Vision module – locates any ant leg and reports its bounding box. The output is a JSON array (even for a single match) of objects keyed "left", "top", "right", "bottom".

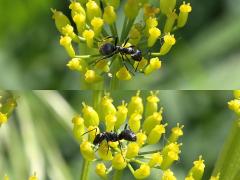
[
  {"left": 124, "top": 124, "right": 128, "bottom": 130},
  {"left": 115, "top": 36, "right": 118, "bottom": 46},
  {"left": 81, "top": 128, "right": 97, "bottom": 136},
  {"left": 135, "top": 62, "right": 140, "bottom": 72},
  {"left": 89, "top": 53, "right": 115, "bottom": 66},
  {"left": 122, "top": 55, "right": 135, "bottom": 76}
]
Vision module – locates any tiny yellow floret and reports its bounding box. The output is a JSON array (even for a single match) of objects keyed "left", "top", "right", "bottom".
[
  {"left": 116, "top": 67, "right": 132, "bottom": 80},
  {"left": 133, "top": 164, "right": 151, "bottom": 179}
]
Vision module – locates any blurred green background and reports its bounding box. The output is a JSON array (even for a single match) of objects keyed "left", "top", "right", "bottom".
[
  {"left": 0, "top": 90, "right": 236, "bottom": 179},
  {"left": 0, "top": 0, "right": 240, "bottom": 89}
]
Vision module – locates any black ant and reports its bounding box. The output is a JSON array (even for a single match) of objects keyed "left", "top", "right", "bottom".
[
  {"left": 81, "top": 124, "right": 137, "bottom": 157},
  {"left": 93, "top": 37, "right": 143, "bottom": 73}
]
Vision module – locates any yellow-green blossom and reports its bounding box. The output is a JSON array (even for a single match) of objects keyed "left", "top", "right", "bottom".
[{"left": 178, "top": 2, "right": 192, "bottom": 28}]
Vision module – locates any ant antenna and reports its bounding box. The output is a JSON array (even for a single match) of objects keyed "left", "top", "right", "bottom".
[{"left": 81, "top": 128, "right": 98, "bottom": 136}]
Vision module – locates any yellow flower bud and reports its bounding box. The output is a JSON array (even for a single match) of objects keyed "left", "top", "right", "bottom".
[
  {"left": 145, "top": 17, "right": 158, "bottom": 33},
  {"left": 80, "top": 141, "right": 95, "bottom": 160},
  {"left": 136, "top": 132, "right": 147, "bottom": 147},
  {"left": 62, "top": 24, "right": 78, "bottom": 42},
  {"left": 86, "top": 0, "right": 102, "bottom": 21},
  {"left": 228, "top": 99, "right": 240, "bottom": 115},
  {"left": 0, "top": 112, "right": 8, "bottom": 125},
  {"left": 160, "top": 0, "right": 176, "bottom": 14},
  {"left": 145, "top": 91, "right": 160, "bottom": 117},
  {"left": 73, "top": 14, "right": 86, "bottom": 34},
  {"left": 69, "top": 1, "right": 85, "bottom": 19},
  {"left": 168, "top": 123, "right": 184, "bottom": 143},
  {"left": 142, "top": 108, "right": 163, "bottom": 134},
  {"left": 159, "top": 33, "right": 176, "bottom": 55},
  {"left": 178, "top": 2, "right": 192, "bottom": 28},
  {"left": 72, "top": 115, "right": 85, "bottom": 142},
  {"left": 129, "top": 112, "right": 142, "bottom": 133},
  {"left": 95, "top": 163, "right": 107, "bottom": 178},
  {"left": 185, "top": 174, "right": 194, "bottom": 180},
  {"left": 234, "top": 90, "right": 240, "bottom": 99},
  {"left": 60, "top": 36, "right": 75, "bottom": 57},
  {"left": 148, "top": 27, "right": 161, "bottom": 47},
  {"left": 112, "top": 153, "right": 127, "bottom": 170},
  {"left": 164, "top": 10, "right": 178, "bottom": 33},
  {"left": 210, "top": 173, "right": 220, "bottom": 180},
  {"left": 84, "top": 70, "right": 102, "bottom": 84},
  {"left": 124, "top": 0, "right": 140, "bottom": 19},
  {"left": 82, "top": 29, "right": 95, "bottom": 48},
  {"left": 28, "top": 172, "right": 38, "bottom": 180},
  {"left": 105, "top": 114, "right": 117, "bottom": 131},
  {"left": 148, "top": 152, "right": 163, "bottom": 167},
  {"left": 116, "top": 67, "right": 132, "bottom": 80},
  {"left": 100, "top": 95, "right": 117, "bottom": 122},
  {"left": 51, "top": 9, "right": 71, "bottom": 34},
  {"left": 161, "top": 143, "right": 181, "bottom": 170},
  {"left": 103, "top": 6, "right": 117, "bottom": 25},
  {"left": 147, "top": 124, "right": 167, "bottom": 144},
  {"left": 133, "top": 164, "right": 151, "bottom": 179},
  {"left": 128, "top": 91, "right": 143, "bottom": 117},
  {"left": 126, "top": 142, "right": 139, "bottom": 159},
  {"left": 4, "top": 175, "right": 9, "bottom": 180},
  {"left": 134, "top": 58, "right": 148, "bottom": 71},
  {"left": 144, "top": 57, "right": 162, "bottom": 75},
  {"left": 109, "top": 141, "right": 119, "bottom": 148},
  {"left": 115, "top": 101, "right": 128, "bottom": 129},
  {"left": 187, "top": 155, "right": 205, "bottom": 180},
  {"left": 104, "top": 0, "right": 120, "bottom": 9},
  {"left": 144, "top": 4, "right": 160, "bottom": 18},
  {"left": 129, "top": 27, "right": 141, "bottom": 45},
  {"left": 95, "top": 60, "right": 110, "bottom": 72},
  {"left": 82, "top": 102, "right": 99, "bottom": 127},
  {"left": 67, "top": 58, "right": 86, "bottom": 72},
  {"left": 162, "top": 169, "right": 177, "bottom": 180},
  {"left": 87, "top": 125, "right": 99, "bottom": 143},
  {"left": 91, "top": 17, "right": 104, "bottom": 36},
  {"left": 98, "top": 140, "right": 113, "bottom": 160}
]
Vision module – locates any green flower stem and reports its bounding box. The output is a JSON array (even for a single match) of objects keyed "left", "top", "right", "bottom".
[
  {"left": 113, "top": 170, "right": 123, "bottom": 180},
  {"left": 130, "top": 159, "right": 145, "bottom": 164},
  {"left": 93, "top": 90, "right": 103, "bottom": 113},
  {"left": 139, "top": 149, "right": 160, "bottom": 155},
  {"left": 151, "top": 53, "right": 161, "bottom": 56},
  {"left": 75, "top": 54, "right": 101, "bottom": 59},
  {"left": 121, "top": 17, "right": 136, "bottom": 42},
  {"left": 110, "top": 57, "right": 121, "bottom": 90},
  {"left": 213, "top": 119, "right": 240, "bottom": 180},
  {"left": 113, "top": 22, "right": 118, "bottom": 37},
  {"left": 127, "top": 163, "right": 135, "bottom": 174},
  {"left": 81, "top": 159, "right": 90, "bottom": 180},
  {"left": 110, "top": 24, "right": 118, "bottom": 37}
]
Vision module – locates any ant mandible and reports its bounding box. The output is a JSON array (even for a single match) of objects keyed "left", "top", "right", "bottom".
[{"left": 81, "top": 124, "right": 137, "bottom": 157}]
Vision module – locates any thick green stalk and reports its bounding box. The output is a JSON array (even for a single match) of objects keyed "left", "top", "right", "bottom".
[
  {"left": 81, "top": 160, "right": 90, "bottom": 180},
  {"left": 213, "top": 119, "right": 240, "bottom": 179},
  {"left": 93, "top": 90, "right": 103, "bottom": 113},
  {"left": 110, "top": 57, "right": 121, "bottom": 90}
]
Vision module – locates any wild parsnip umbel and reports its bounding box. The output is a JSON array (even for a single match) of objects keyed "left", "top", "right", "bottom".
[
  {"left": 71, "top": 91, "right": 208, "bottom": 179},
  {"left": 52, "top": 0, "right": 192, "bottom": 89}
]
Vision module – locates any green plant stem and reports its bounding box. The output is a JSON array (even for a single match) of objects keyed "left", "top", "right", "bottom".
[
  {"left": 121, "top": 18, "right": 135, "bottom": 42},
  {"left": 139, "top": 149, "right": 160, "bottom": 155},
  {"left": 213, "top": 119, "right": 240, "bottom": 179},
  {"left": 120, "top": 16, "right": 129, "bottom": 42},
  {"left": 81, "top": 160, "right": 90, "bottom": 180},
  {"left": 110, "top": 57, "right": 121, "bottom": 90},
  {"left": 113, "top": 170, "right": 123, "bottom": 180},
  {"left": 93, "top": 90, "right": 103, "bottom": 113},
  {"left": 75, "top": 54, "right": 101, "bottom": 59},
  {"left": 151, "top": 52, "right": 161, "bottom": 56}
]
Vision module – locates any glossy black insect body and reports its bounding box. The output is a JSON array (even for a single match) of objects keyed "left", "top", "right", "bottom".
[
  {"left": 82, "top": 124, "right": 136, "bottom": 156},
  {"left": 97, "top": 37, "right": 143, "bottom": 72}
]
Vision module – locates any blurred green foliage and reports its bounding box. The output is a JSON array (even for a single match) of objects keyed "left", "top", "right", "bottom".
[
  {"left": 0, "top": 0, "right": 240, "bottom": 89},
  {"left": 0, "top": 91, "right": 235, "bottom": 179}
]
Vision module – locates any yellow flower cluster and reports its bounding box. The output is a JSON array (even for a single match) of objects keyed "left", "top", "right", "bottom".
[
  {"left": 72, "top": 91, "right": 205, "bottom": 179},
  {"left": 52, "top": 0, "right": 192, "bottom": 86},
  {"left": 0, "top": 94, "right": 17, "bottom": 127},
  {"left": 228, "top": 90, "right": 240, "bottom": 116}
]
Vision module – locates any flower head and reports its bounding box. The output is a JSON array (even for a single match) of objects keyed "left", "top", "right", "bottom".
[
  {"left": 52, "top": 0, "right": 192, "bottom": 87},
  {"left": 72, "top": 91, "right": 204, "bottom": 179}
]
